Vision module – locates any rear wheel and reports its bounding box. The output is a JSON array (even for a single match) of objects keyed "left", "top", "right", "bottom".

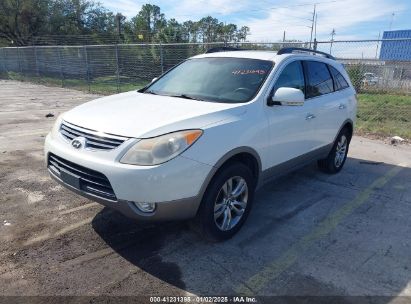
[
  {"left": 318, "top": 128, "right": 351, "bottom": 174},
  {"left": 194, "top": 162, "right": 255, "bottom": 241}
]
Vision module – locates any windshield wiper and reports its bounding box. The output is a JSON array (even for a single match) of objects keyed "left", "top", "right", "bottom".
[
  {"left": 169, "top": 94, "right": 205, "bottom": 101},
  {"left": 144, "top": 91, "right": 205, "bottom": 101},
  {"left": 144, "top": 90, "right": 159, "bottom": 95}
]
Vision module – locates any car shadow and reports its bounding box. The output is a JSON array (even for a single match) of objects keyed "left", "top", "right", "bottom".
[
  {"left": 91, "top": 209, "right": 189, "bottom": 290},
  {"left": 92, "top": 157, "right": 411, "bottom": 298}
]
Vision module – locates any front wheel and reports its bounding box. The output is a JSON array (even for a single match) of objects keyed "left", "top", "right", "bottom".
[
  {"left": 318, "top": 128, "right": 351, "bottom": 174},
  {"left": 193, "top": 162, "right": 255, "bottom": 241}
]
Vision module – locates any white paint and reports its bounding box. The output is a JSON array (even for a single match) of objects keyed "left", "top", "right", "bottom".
[{"left": 45, "top": 51, "right": 356, "bottom": 210}]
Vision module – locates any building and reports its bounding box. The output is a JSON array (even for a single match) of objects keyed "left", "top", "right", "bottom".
[{"left": 379, "top": 29, "right": 411, "bottom": 61}]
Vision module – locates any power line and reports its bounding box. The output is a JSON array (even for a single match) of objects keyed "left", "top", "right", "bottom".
[
  {"left": 266, "top": 11, "right": 313, "bottom": 21},
  {"left": 309, "top": 4, "right": 316, "bottom": 48},
  {"left": 172, "top": 0, "right": 346, "bottom": 18},
  {"left": 243, "top": 0, "right": 345, "bottom": 13}
]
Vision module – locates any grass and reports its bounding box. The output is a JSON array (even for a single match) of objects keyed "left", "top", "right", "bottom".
[
  {"left": 1, "top": 72, "right": 410, "bottom": 139},
  {"left": 1, "top": 72, "right": 147, "bottom": 94},
  {"left": 356, "top": 93, "right": 411, "bottom": 139}
]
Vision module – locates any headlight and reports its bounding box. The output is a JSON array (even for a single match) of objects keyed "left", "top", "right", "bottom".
[
  {"left": 51, "top": 114, "right": 64, "bottom": 138},
  {"left": 120, "top": 130, "right": 203, "bottom": 166}
]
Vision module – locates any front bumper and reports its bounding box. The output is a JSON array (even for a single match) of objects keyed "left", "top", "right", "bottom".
[{"left": 45, "top": 132, "right": 214, "bottom": 221}]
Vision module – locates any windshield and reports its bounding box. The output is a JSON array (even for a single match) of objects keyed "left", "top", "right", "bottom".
[{"left": 143, "top": 57, "right": 273, "bottom": 103}]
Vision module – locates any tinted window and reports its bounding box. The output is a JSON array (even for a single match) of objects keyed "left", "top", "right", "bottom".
[
  {"left": 304, "top": 61, "right": 334, "bottom": 98},
  {"left": 145, "top": 58, "right": 273, "bottom": 103},
  {"left": 329, "top": 65, "right": 349, "bottom": 91},
  {"left": 273, "top": 61, "right": 305, "bottom": 94}
]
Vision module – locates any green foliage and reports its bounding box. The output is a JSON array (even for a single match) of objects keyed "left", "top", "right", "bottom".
[
  {"left": 122, "top": 5, "right": 250, "bottom": 44},
  {"left": 0, "top": 1, "right": 250, "bottom": 46},
  {"left": 0, "top": 0, "right": 48, "bottom": 45}
]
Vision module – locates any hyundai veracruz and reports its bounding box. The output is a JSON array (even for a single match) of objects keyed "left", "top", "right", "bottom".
[{"left": 45, "top": 48, "right": 357, "bottom": 240}]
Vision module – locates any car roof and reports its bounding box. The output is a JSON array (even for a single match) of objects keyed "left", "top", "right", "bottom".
[{"left": 193, "top": 50, "right": 278, "bottom": 61}]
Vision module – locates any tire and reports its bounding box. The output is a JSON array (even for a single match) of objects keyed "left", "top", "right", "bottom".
[
  {"left": 318, "top": 127, "right": 351, "bottom": 174},
  {"left": 193, "top": 162, "right": 256, "bottom": 241}
]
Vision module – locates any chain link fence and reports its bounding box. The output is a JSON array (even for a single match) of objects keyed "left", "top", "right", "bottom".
[
  {"left": 316, "top": 39, "right": 411, "bottom": 93},
  {"left": 315, "top": 39, "right": 411, "bottom": 140},
  {"left": 0, "top": 39, "right": 410, "bottom": 139},
  {"left": 0, "top": 41, "right": 310, "bottom": 94}
]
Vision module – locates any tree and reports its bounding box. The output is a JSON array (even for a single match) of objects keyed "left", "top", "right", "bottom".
[
  {"left": 161, "top": 18, "right": 184, "bottom": 43},
  {"left": 0, "top": 0, "right": 48, "bottom": 45},
  {"left": 46, "top": 0, "right": 116, "bottom": 35},
  {"left": 130, "top": 4, "right": 166, "bottom": 42},
  {"left": 182, "top": 20, "right": 199, "bottom": 43},
  {"left": 236, "top": 26, "right": 250, "bottom": 42},
  {"left": 0, "top": 0, "right": 117, "bottom": 45},
  {"left": 198, "top": 16, "right": 219, "bottom": 43},
  {"left": 0, "top": 1, "right": 250, "bottom": 46},
  {"left": 221, "top": 24, "right": 237, "bottom": 42}
]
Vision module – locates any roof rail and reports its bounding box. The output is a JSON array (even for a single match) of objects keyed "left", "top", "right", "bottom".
[
  {"left": 205, "top": 46, "right": 243, "bottom": 54},
  {"left": 277, "top": 47, "right": 335, "bottom": 60}
]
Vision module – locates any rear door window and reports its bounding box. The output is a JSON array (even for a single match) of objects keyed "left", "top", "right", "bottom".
[{"left": 304, "top": 61, "right": 334, "bottom": 98}]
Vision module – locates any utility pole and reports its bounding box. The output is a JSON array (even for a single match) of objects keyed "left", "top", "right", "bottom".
[
  {"left": 309, "top": 4, "right": 316, "bottom": 49},
  {"left": 389, "top": 12, "right": 395, "bottom": 30},
  {"left": 330, "top": 28, "right": 336, "bottom": 54},
  {"left": 375, "top": 31, "right": 381, "bottom": 59},
  {"left": 115, "top": 13, "right": 124, "bottom": 43},
  {"left": 224, "top": 21, "right": 227, "bottom": 46}
]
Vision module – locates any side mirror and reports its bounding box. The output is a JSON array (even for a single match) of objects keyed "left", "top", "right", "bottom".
[
  {"left": 151, "top": 77, "right": 158, "bottom": 83},
  {"left": 268, "top": 87, "right": 305, "bottom": 106}
]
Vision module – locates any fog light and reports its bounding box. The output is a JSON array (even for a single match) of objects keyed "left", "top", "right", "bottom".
[{"left": 133, "top": 202, "right": 156, "bottom": 213}]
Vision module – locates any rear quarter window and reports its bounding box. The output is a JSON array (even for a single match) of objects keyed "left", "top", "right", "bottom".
[{"left": 329, "top": 65, "right": 350, "bottom": 91}]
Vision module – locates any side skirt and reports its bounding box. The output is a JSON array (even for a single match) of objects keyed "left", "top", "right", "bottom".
[{"left": 258, "top": 144, "right": 333, "bottom": 188}]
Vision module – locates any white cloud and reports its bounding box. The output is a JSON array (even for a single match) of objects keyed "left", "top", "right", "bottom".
[
  {"left": 166, "top": 0, "right": 250, "bottom": 21},
  {"left": 244, "top": 0, "right": 404, "bottom": 42}
]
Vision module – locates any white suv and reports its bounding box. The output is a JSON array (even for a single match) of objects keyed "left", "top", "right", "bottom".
[{"left": 45, "top": 47, "right": 357, "bottom": 240}]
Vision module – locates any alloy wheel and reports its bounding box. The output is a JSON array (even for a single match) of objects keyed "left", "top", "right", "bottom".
[
  {"left": 214, "top": 176, "right": 249, "bottom": 231},
  {"left": 334, "top": 134, "right": 347, "bottom": 168}
]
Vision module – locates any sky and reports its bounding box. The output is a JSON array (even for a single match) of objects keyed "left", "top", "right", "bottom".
[{"left": 100, "top": 0, "right": 411, "bottom": 42}]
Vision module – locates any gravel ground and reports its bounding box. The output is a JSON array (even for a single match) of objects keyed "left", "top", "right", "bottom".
[{"left": 1, "top": 80, "right": 411, "bottom": 300}]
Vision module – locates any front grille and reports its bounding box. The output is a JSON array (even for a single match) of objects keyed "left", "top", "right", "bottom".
[
  {"left": 48, "top": 153, "right": 117, "bottom": 201},
  {"left": 60, "top": 121, "right": 128, "bottom": 150}
]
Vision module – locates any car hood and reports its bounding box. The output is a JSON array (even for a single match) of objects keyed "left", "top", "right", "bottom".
[{"left": 62, "top": 91, "right": 246, "bottom": 138}]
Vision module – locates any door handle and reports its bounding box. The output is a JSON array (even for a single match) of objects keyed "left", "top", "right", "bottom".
[
  {"left": 339, "top": 104, "right": 346, "bottom": 109},
  {"left": 305, "top": 114, "right": 316, "bottom": 120}
]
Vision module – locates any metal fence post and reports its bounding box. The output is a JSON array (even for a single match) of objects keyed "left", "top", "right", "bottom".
[
  {"left": 160, "top": 43, "right": 164, "bottom": 74},
  {"left": 34, "top": 46, "right": 40, "bottom": 77},
  {"left": 17, "top": 47, "right": 22, "bottom": 74},
  {"left": 115, "top": 44, "right": 120, "bottom": 93},
  {"left": 1, "top": 48, "right": 6, "bottom": 73},
  {"left": 58, "top": 47, "right": 64, "bottom": 88},
  {"left": 84, "top": 46, "right": 91, "bottom": 92}
]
